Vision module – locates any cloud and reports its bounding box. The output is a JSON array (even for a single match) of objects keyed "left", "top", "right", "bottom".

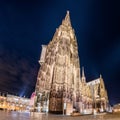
[{"left": 0, "top": 46, "right": 38, "bottom": 97}]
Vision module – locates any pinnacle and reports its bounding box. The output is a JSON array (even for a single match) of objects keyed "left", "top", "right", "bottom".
[
  {"left": 82, "top": 67, "right": 85, "bottom": 77},
  {"left": 65, "top": 11, "right": 70, "bottom": 21},
  {"left": 100, "top": 74, "right": 102, "bottom": 78},
  {"left": 62, "top": 10, "right": 71, "bottom": 26}
]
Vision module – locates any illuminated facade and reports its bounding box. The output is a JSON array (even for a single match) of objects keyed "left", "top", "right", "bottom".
[
  {"left": 113, "top": 104, "right": 120, "bottom": 112},
  {"left": 0, "top": 93, "right": 7, "bottom": 110},
  {"left": 35, "top": 11, "right": 109, "bottom": 115},
  {"left": 0, "top": 93, "right": 31, "bottom": 111},
  {"left": 6, "top": 94, "right": 30, "bottom": 111}
]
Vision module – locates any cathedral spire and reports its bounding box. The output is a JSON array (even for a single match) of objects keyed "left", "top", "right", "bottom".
[
  {"left": 100, "top": 74, "right": 102, "bottom": 78},
  {"left": 65, "top": 11, "right": 71, "bottom": 23},
  {"left": 62, "top": 10, "right": 71, "bottom": 26},
  {"left": 82, "top": 67, "right": 86, "bottom": 83},
  {"left": 82, "top": 67, "right": 85, "bottom": 77}
]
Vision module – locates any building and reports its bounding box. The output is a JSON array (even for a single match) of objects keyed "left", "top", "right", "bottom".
[
  {"left": 0, "top": 92, "right": 7, "bottom": 110},
  {"left": 0, "top": 92, "right": 31, "bottom": 111},
  {"left": 87, "top": 75, "right": 109, "bottom": 113},
  {"left": 6, "top": 94, "right": 30, "bottom": 111},
  {"left": 113, "top": 104, "right": 120, "bottom": 113},
  {"left": 34, "top": 11, "right": 109, "bottom": 115}
]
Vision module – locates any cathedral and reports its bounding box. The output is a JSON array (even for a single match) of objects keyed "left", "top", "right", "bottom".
[{"left": 34, "top": 11, "right": 109, "bottom": 115}]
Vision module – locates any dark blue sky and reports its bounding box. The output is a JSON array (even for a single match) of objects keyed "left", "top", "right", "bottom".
[{"left": 0, "top": 0, "right": 120, "bottom": 105}]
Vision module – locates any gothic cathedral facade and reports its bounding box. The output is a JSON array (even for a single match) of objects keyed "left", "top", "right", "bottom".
[{"left": 34, "top": 11, "right": 109, "bottom": 115}]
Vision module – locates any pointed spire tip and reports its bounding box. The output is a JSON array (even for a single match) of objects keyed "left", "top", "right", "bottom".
[
  {"left": 100, "top": 74, "right": 102, "bottom": 78},
  {"left": 67, "top": 10, "right": 69, "bottom": 14},
  {"left": 82, "top": 66, "right": 85, "bottom": 77},
  {"left": 61, "top": 10, "right": 72, "bottom": 27}
]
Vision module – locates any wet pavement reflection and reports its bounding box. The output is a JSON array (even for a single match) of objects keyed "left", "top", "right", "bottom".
[{"left": 0, "top": 111, "right": 120, "bottom": 120}]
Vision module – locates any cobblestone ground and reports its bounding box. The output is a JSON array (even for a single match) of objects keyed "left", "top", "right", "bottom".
[{"left": 0, "top": 111, "right": 120, "bottom": 120}]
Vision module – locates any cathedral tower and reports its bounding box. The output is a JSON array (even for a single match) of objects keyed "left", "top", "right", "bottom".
[
  {"left": 35, "top": 11, "right": 109, "bottom": 115},
  {"left": 35, "top": 11, "right": 81, "bottom": 114}
]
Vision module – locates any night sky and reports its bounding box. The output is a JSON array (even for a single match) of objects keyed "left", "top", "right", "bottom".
[{"left": 0, "top": 0, "right": 120, "bottom": 105}]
